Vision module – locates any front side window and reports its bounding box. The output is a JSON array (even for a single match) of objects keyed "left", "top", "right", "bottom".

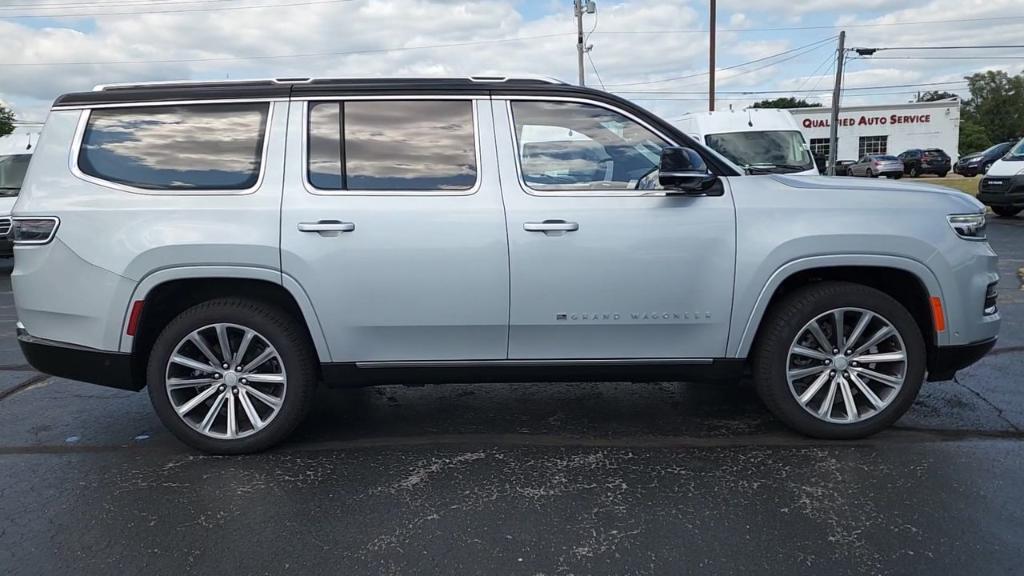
[
  {"left": 510, "top": 100, "right": 669, "bottom": 191},
  {"left": 79, "top": 103, "right": 269, "bottom": 191},
  {"left": 0, "top": 154, "right": 31, "bottom": 196},
  {"left": 307, "top": 100, "right": 478, "bottom": 192}
]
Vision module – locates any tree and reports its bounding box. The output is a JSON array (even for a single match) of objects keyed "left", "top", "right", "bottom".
[
  {"left": 916, "top": 90, "right": 958, "bottom": 102},
  {"left": 958, "top": 117, "right": 991, "bottom": 155},
  {"left": 962, "top": 70, "right": 1024, "bottom": 144},
  {"left": 0, "top": 105, "right": 13, "bottom": 138},
  {"left": 751, "top": 97, "right": 822, "bottom": 109}
]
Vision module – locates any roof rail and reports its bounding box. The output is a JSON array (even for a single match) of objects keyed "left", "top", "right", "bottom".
[
  {"left": 468, "top": 75, "right": 567, "bottom": 85},
  {"left": 92, "top": 77, "right": 281, "bottom": 91}
]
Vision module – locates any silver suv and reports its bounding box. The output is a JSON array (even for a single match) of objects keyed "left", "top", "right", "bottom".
[{"left": 12, "top": 77, "right": 1000, "bottom": 453}]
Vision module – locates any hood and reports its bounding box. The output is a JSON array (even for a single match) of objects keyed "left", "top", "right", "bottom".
[
  {"left": 0, "top": 196, "right": 16, "bottom": 216},
  {"left": 768, "top": 174, "right": 984, "bottom": 212},
  {"left": 959, "top": 152, "right": 982, "bottom": 162},
  {"left": 985, "top": 158, "right": 1024, "bottom": 177}
]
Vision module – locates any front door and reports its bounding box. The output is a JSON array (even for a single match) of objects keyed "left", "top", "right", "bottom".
[
  {"left": 493, "top": 98, "right": 736, "bottom": 359},
  {"left": 281, "top": 97, "right": 509, "bottom": 362}
]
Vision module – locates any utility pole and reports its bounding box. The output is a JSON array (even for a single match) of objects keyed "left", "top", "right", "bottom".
[
  {"left": 827, "top": 31, "right": 846, "bottom": 176},
  {"left": 708, "top": 0, "right": 716, "bottom": 111},
  {"left": 575, "top": 0, "right": 585, "bottom": 86}
]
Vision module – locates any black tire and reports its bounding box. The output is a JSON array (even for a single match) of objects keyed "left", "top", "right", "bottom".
[
  {"left": 937, "top": 171, "right": 948, "bottom": 178},
  {"left": 894, "top": 173, "right": 903, "bottom": 179},
  {"left": 752, "top": 282, "right": 926, "bottom": 439},
  {"left": 867, "top": 169, "right": 877, "bottom": 178},
  {"left": 147, "top": 298, "right": 317, "bottom": 454},
  {"left": 982, "top": 162, "right": 992, "bottom": 174},
  {"left": 993, "top": 206, "right": 1022, "bottom": 218},
  {"left": 909, "top": 166, "right": 920, "bottom": 177}
]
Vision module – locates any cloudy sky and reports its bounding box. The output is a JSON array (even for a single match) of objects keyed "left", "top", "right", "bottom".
[{"left": 2, "top": 0, "right": 1023, "bottom": 122}]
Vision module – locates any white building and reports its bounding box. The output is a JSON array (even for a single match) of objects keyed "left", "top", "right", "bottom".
[{"left": 789, "top": 99, "right": 961, "bottom": 163}]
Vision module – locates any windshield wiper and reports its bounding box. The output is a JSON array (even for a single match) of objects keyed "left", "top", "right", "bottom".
[{"left": 745, "top": 164, "right": 810, "bottom": 174}]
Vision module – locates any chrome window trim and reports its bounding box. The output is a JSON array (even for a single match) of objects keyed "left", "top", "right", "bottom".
[
  {"left": 500, "top": 96, "right": 680, "bottom": 198},
  {"left": 68, "top": 101, "right": 275, "bottom": 196},
  {"left": 53, "top": 97, "right": 288, "bottom": 111},
  {"left": 300, "top": 98, "right": 483, "bottom": 197}
]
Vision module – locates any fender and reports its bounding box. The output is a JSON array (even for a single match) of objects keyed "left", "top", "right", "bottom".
[
  {"left": 116, "top": 266, "right": 331, "bottom": 362},
  {"left": 730, "top": 254, "right": 946, "bottom": 358}
]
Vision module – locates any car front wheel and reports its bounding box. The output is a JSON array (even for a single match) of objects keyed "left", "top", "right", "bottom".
[
  {"left": 147, "top": 298, "right": 317, "bottom": 453},
  {"left": 752, "top": 282, "right": 925, "bottom": 439}
]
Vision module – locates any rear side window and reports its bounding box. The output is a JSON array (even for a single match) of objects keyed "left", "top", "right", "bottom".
[
  {"left": 78, "top": 103, "right": 269, "bottom": 191},
  {"left": 307, "top": 100, "right": 478, "bottom": 192}
]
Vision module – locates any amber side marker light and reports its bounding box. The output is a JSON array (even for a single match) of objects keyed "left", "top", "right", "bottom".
[{"left": 931, "top": 296, "right": 946, "bottom": 332}]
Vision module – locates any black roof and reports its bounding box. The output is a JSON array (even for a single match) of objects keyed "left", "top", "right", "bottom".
[{"left": 53, "top": 77, "right": 607, "bottom": 107}]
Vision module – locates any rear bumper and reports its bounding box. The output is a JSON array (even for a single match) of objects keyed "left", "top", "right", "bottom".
[
  {"left": 927, "top": 337, "right": 997, "bottom": 382},
  {"left": 17, "top": 326, "right": 141, "bottom": 391}
]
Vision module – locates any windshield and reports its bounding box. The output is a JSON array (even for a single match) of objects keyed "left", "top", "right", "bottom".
[
  {"left": 1005, "top": 139, "right": 1024, "bottom": 160},
  {"left": 704, "top": 130, "right": 813, "bottom": 173},
  {"left": 0, "top": 154, "right": 31, "bottom": 195}
]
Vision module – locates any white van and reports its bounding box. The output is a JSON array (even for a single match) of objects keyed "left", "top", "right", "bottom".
[
  {"left": 674, "top": 109, "right": 818, "bottom": 175},
  {"left": 977, "top": 137, "right": 1024, "bottom": 217},
  {"left": 0, "top": 123, "right": 43, "bottom": 256}
]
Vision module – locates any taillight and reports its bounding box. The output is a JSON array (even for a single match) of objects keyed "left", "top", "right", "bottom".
[{"left": 11, "top": 217, "right": 59, "bottom": 245}]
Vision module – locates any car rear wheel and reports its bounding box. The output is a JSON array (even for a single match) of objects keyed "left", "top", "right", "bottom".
[
  {"left": 752, "top": 282, "right": 925, "bottom": 439},
  {"left": 937, "top": 171, "right": 948, "bottom": 178},
  {"left": 147, "top": 298, "right": 317, "bottom": 454},
  {"left": 867, "top": 169, "right": 876, "bottom": 178},
  {"left": 993, "top": 206, "right": 1022, "bottom": 218}
]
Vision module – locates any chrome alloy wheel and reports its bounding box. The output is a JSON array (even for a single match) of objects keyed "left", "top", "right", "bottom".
[
  {"left": 165, "top": 323, "right": 287, "bottom": 439},
  {"left": 786, "top": 307, "right": 907, "bottom": 424}
]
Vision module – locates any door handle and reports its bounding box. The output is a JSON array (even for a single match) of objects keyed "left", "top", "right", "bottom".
[
  {"left": 524, "top": 220, "right": 579, "bottom": 233},
  {"left": 297, "top": 220, "right": 355, "bottom": 233}
]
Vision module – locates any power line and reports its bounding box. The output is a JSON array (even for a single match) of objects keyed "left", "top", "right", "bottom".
[
  {"left": 0, "top": 32, "right": 570, "bottom": 66},
  {"left": 591, "top": 15, "right": 1024, "bottom": 34},
  {"left": 851, "top": 56, "right": 1024, "bottom": 60},
  {"left": 0, "top": 0, "right": 251, "bottom": 10},
  {"left": 627, "top": 88, "right": 968, "bottom": 102},
  {"left": 612, "top": 80, "right": 969, "bottom": 95},
  {"left": 858, "top": 44, "right": 1024, "bottom": 51},
  {"left": 604, "top": 35, "right": 837, "bottom": 87}
]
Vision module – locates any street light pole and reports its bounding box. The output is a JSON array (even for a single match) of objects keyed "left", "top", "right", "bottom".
[
  {"left": 827, "top": 30, "right": 846, "bottom": 176},
  {"left": 708, "top": 0, "right": 716, "bottom": 111}
]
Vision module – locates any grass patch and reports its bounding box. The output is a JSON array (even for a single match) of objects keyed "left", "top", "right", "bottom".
[{"left": 928, "top": 177, "right": 980, "bottom": 196}]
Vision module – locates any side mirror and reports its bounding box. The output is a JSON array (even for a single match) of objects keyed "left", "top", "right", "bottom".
[{"left": 658, "top": 147, "right": 721, "bottom": 195}]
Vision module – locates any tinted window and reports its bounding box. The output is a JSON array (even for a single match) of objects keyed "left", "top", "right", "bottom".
[
  {"left": 511, "top": 101, "right": 668, "bottom": 191},
  {"left": 79, "top": 103, "right": 269, "bottom": 191},
  {"left": 307, "top": 100, "right": 477, "bottom": 191}
]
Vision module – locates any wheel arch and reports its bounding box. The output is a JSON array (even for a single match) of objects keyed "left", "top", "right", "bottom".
[
  {"left": 733, "top": 255, "right": 945, "bottom": 358},
  {"left": 119, "top": 267, "right": 331, "bottom": 384}
]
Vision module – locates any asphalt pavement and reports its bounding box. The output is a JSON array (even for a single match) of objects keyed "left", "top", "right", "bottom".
[{"left": 1, "top": 216, "right": 1023, "bottom": 575}]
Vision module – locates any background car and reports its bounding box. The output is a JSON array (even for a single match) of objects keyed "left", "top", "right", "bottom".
[
  {"left": 832, "top": 159, "right": 857, "bottom": 176},
  {"left": 849, "top": 155, "right": 904, "bottom": 178},
  {"left": 955, "top": 141, "right": 1017, "bottom": 177},
  {"left": 898, "top": 148, "right": 950, "bottom": 177}
]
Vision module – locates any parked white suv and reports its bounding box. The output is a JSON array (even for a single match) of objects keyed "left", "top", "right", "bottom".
[{"left": 13, "top": 77, "right": 1000, "bottom": 453}]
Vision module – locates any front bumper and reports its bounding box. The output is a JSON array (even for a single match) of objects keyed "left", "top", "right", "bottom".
[
  {"left": 17, "top": 326, "right": 141, "bottom": 391},
  {"left": 978, "top": 175, "right": 1024, "bottom": 207},
  {"left": 926, "top": 337, "right": 997, "bottom": 382}
]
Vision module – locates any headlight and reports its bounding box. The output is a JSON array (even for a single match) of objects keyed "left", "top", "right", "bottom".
[
  {"left": 947, "top": 213, "right": 987, "bottom": 240},
  {"left": 967, "top": 158, "right": 981, "bottom": 164}
]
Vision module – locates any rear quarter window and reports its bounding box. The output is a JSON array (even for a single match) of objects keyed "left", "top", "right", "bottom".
[{"left": 77, "top": 103, "right": 269, "bottom": 192}]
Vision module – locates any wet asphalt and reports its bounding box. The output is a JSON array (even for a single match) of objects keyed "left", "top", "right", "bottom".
[{"left": 1, "top": 216, "right": 1023, "bottom": 575}]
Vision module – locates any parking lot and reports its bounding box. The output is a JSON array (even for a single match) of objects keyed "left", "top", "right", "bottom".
[{"left": 0, "top": 215, "right": 1021, "bottom": 575}]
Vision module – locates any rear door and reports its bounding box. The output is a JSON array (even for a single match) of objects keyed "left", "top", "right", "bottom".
[{"left": 280, "top": 96, "right": 509, "bottom": 362}]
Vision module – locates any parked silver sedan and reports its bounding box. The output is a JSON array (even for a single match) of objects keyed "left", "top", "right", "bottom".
[{"left": 849, "top": 154, "right": 904, "bottom": 179}]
